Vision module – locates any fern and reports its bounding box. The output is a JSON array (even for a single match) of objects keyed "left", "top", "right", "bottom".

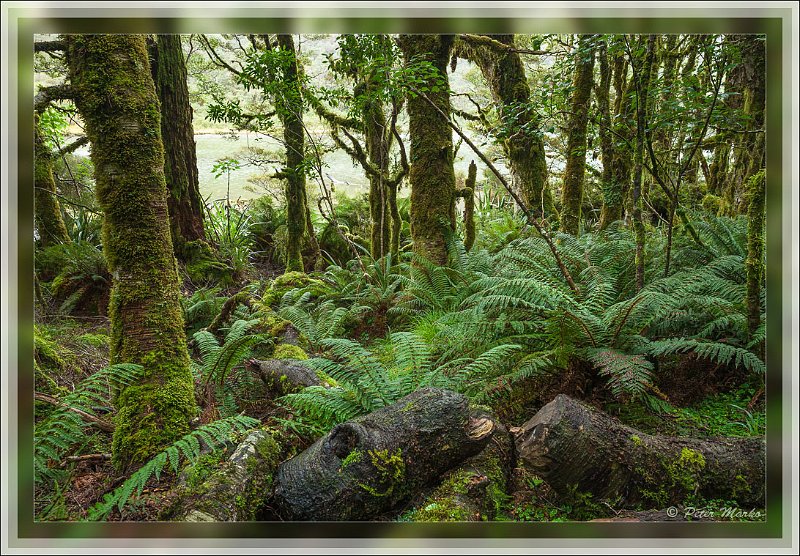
[
  {"left": 647, "top": 338, "right": 765, "bottom": 374},
  {"left": 34, "top": 363, "right": 145, "bottom": 484},
  {"left": 87, "top": 415, "right": 259, "bottom": 520}
]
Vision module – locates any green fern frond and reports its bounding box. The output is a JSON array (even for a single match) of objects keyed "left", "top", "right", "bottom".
[
  {"left": 87, "top": 415, "right": 259, "bottom": 520},
  {"left": 647, "top": 338, "right": 765, "bottom": 374}
]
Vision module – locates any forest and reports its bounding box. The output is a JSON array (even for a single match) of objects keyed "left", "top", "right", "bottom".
[{"left": 31, "top": 32, "right": 766, "bottom": 523}]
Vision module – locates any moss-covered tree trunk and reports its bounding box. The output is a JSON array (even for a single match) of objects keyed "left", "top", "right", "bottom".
[
  {"left": 455, "top": 34, "right": 554, "bottom": 219},
  {"left": 66, "top": 34, "right": 197, "bottom": 472},
  {"left": 632, "top": 35, "right": 656, "bottom": 292},
  {"left": 745, "top": 167, "right": 765, "bottom": 339},
  {"left": 599, "top": 42, "right": 634, "bottom": 229},
  {"left": 276, "top": 34, "right": 308, "bottom": 273},
  {"left": 362, "top": 79, "right": 391, "bottom": 259},
  {"left": 398, "top": 35, "right": 456, "bottom": 266},
  {"left": 151, "top": 34, "right": 206, "bottom": 259},
  {"left": 34, "top": 117, "right": 71, "bottom": 248},
  {"left": 561, "top": 36, "right": 596, "bottom": 236}
]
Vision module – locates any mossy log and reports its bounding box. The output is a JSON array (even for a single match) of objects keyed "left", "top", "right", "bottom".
[
  {"left": 246, "top": 358, "right": 320, "bottom": 395},
  {"left": 402, "top": 420, "right": 513, "bottom": 521},
  {"left": 515, "top": 395, "right": 765, "bottom": 508},
  {"left": 168, "top": 429, "right": 282, "bottom": 522},
  {"left": 273, "top": 387, "right": 495, "bottom": 521}
]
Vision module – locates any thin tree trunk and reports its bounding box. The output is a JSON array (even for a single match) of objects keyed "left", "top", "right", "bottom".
[
  {"left": 66, "top": 34, "right": 197, "bottom": 472},
  {"left": 151, "top": 34, "right": 206, "bottom": 259},
  {"left": 34, "top": 117, "right": 71, "bottom": 248},
  {"left": 561, "top": 35, "right": 595, "bottom": 236},
  {"left": 276, "top": 34, "right": 308, "bottom": 273},
  {"left": 397, "top": 34, "right": 456, "bottom": 266},
  {"left": 632, "top": 35, "right": 656, "bottom": 292}
]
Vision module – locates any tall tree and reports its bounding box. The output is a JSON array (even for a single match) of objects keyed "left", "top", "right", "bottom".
[
  {"left": 454, "top": 34, "right": 555, "bottom": 219},
  {"left": 561, "top": 35, "right": 596, "bottom": 236},
  {"left": 65, "top": 34, "right": 197, "bottom": 471},
  {"left": 150, "top": 34, "right": 206, "bottom": 259},
  {"left": 397, "top": 34, "right": 456, "bottom": 266}
]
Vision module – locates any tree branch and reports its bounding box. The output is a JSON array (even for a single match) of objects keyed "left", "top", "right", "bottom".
[
  {"left": 34, "top": 84, "right": 73, "bottom": 113},
  {"left": 35, "top": 40, "right": 66, "bottom": 53},
  {"left": 58, "top": 136, "right": 89, "bottom": 156},
  {"left": 458, "top": 34, "right": 551, "bottom": 56}
]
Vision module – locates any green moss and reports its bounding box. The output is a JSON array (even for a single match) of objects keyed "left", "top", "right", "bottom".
[
  {"left": 340, "top": 448, "right": 363, "bottom": 469},
  {"left": 261, "top": 271, "right": 325, "bottom": 309},
  {"left": 273, "top": 344, "right": 307, "bottom": 360},
  {"left": 358, "top": 448, "right": 405, "bottom": 498},
  {"left": 76, "top": 332, "right": 110, "bottom": 348},
  {"left": 630, "top": 434, "right": 642, "bottom": 447},
  {"left": 183, "top": 450, "right": 226, "bottom": 490}
]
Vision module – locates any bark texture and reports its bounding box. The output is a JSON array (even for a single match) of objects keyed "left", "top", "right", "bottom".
[
  {"left": 273, "top": 387, "right": 495, "bottom": 520},
  {"left": 247, "top": 357, "right": 321, "bottom": 395},
  {"left": 66, "top": 34, "right": 197, "bottom": 471},
  {"left": 151, "top": 34, "right": 206, "bottom": 257},
  {"left": 516, "top": 395, "right": 765, "bottom": 508},
  {"left": 398, "top": 35, "right": 456, "bottom": 266},
  {"left": 561, "top": 35, "right": 595, "bottom": 236}
]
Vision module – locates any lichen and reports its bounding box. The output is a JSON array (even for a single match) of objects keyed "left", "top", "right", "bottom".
[{"left": 357, "top": 448, "right": 406, "bottom": 498}]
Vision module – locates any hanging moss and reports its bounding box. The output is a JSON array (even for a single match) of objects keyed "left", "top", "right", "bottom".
[
  {"left": 561, "top": 36, "right": 595, "bottom": 236},
  {"left": 398, "top": 34, "right": 456, "bottom": 266},
  {"left": 66, "top": 34, "right": 197, "bottom": 472},
  {"left": 34, "top": 117, "right": 70, "bottom": 248}
]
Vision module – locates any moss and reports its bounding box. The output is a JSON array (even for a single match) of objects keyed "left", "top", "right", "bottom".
[
  {"left": 76, "top": 332, "right": 110, "bottom": 348},
  {"left": 463, "top": 161, "right": 476, "bottom": 251},
  {"left": 34, "top": 325, "right": 75, "bottom": 395},
  {"left": 357, "top": 448, "right": 406, "bottom": 498},
  {"left": 273, "top": 343, "right": 307, "bottom": 360},
  {"left": 630, "top": 434, "right": 642, "bottom": 447},
  {"left": 34, "top": 116, "right": 71, "bottom": 248},
  {"left": 340, "top": 448, "right": 363, "bottom": 469},
  {"left": 183, "top": 450, "right": 226, "bottom": 490},
  {"left": 745, "top": 169, "right": 765, "bottom": 338},
  {"left": 261, "top": 271, "right": 325, "bottom": 309}
]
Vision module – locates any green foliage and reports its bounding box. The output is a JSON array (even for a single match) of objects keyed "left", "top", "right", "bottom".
[
  {"left": 181, "top": 287, "right": 227, "bottom": 335},
  {"left": 87, "top": 415, "right": 259, "bottom": 520},
  {"left": 200, "top": 201, "right": 255, "bottom": 285},
  {"left": 36, "top": 241, "right": 111, "bottom": 314},
  {"left": 35, "top": 363, "right": 145, "bottom": 484},
  {"left": 192, "top": 318, "right": 271, "bottom": 416}
]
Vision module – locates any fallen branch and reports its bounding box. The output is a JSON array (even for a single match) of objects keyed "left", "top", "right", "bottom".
[{"left": 35, "top": 392, "right": 115, "bottom": 433}]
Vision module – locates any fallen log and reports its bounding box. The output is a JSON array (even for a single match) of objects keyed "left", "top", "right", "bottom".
[
  {"left": 273, "top": 388, "right": 496, "bottom": 521},
  {"left": 401, "top": 420, "right": 514, "bottom": 521},
  {"left": 515, "top": 395, "right": 765, "bottom": 508},
  {"left": 246, "top": 358, "right": 321, "bottom": 395},
  {"left": 165, "top": 429, "right": 283, "bottom": 522}
]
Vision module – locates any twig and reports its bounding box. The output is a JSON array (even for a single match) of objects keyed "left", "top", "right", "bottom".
[
  {"left": 34, "top": 392, "right": 115, "bottom": 433},
  {"left": 59, "top": 453, "right": 112, "bottom": 468}
]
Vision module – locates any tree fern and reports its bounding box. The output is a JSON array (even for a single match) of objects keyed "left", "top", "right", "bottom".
[
  {"left": 647, "top": 338, "right": 765, "bottom": 374},
  {"left": 87, "top": 414, "right": 259, "bottom": 520}
]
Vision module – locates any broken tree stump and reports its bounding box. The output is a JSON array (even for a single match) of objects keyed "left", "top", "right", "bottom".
[
  {"left": 273, "top": 387, "right": 496, "bottom": 521},
  {"left": 515, "top": 394, "right": 765, "bottom": 508}
]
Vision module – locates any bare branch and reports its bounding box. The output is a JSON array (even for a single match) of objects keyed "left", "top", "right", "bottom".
[
  {"left": 34, "top": 392, "right": 115, "bottom": 433},
  {"left": 34, "top": 40, "right": 66, "bottom": 53},
  {"left": 34, "top": 84, "right": 73, "bottom": 113}
]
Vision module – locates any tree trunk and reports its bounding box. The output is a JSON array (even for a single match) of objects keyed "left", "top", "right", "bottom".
[
  {"left": 362, "top": 79, "right": 391, "bottom": 259},
  {"left": 455, "top": 34, "right": 554, "bottom": 219},
  {"left": 599, "top": 41, "right": 634, "bottom": 229},
  {"left": 398, "top": 35, "right": 456, "bottom": 266},
  {"left": 745, "top": 166, "right": 765, "bottom": 339},
  {"left": 34, "top": 117, "right": 71, "bottom": 248},
  {"left": 561, "top": 35, "right": 595, "bottom": 236},
  {"left": 273, "top": 387, "right": 495, "bottom": 520},
  {"left": 463, "top": 160, "right": 477, "bottom": 251},
  {"left": 151, "top": 34, "right": 206, "bottom": 259},
  {"left": 516, "top": 395, "right": 765, "bottom": 508},
  {"left": 276, "top": 34, "right": 308, "bottom": 273},
  {"left": 401, "top": 420, "right": 513, "bottom": 521},
  {"left": 632, "top": 35, "right": 656, "bottom": 292},
  {"left": 66, "top": 34, "right": 197, "bottom": 472},
  {"left": 246, "top": 357, "right": 321, "bottom": 395}
]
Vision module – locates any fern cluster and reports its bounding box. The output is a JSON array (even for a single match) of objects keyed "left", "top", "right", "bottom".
[{"left": 35, "top": 363, "right": 144, "bottom": 484}]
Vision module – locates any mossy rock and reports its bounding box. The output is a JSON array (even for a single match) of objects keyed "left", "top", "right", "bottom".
[
  {"left": 260, "top": 271, "right": 326, "bottom": 309},
  {"left": 273, "top": 344, "right": 308, "bottom": 361}
]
